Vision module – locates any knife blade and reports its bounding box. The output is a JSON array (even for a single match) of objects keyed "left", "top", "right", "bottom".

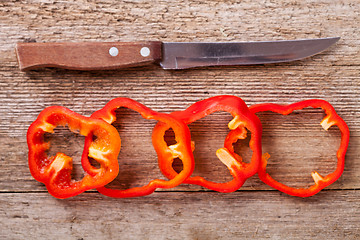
[{"left": 15, "top": 37, "right": 339, "bottom": 71}]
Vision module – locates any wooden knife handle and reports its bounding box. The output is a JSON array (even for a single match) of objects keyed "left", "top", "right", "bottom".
[{"left": 15, "top": 41, "right": 162, "bottom": 71}]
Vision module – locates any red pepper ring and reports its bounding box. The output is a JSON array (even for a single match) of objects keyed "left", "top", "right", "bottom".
[
  {"left": 27, "top": 106, "right": 121, "bottom": 199},
  {"left": 82, "top": 98, "right": 194, "bottom": 198},
  {"left": 152, "top": 95, "right": 263, "bottom": 193},
  {"left": 248, "top": 99, "right": 350, "bottom": 197}
]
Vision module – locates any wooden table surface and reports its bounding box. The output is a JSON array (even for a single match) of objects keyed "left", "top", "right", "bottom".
[{"left": 1, "top": 1, "right": 359, "bottom": 239}]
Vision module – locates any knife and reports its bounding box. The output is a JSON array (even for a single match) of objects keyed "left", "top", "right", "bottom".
[{"left": 15, "top": 37, "right": 339, "bottom": 71}]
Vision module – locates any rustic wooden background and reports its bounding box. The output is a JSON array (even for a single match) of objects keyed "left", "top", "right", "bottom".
[{"left": 1, "top": 0, "right": 359, "bottom": 239}]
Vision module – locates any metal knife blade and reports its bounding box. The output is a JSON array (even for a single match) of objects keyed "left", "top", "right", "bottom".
[
  {"left": 160, "top": 37, "right": 340, "bottom": 69},
  {"left": 15, "top": 37, "right": 339, "bottom": 71}
]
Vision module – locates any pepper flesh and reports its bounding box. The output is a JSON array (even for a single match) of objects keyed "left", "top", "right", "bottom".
[
  {"left": 249, "top": 99, "right": 350, "bottom": 197},
  {"left": 152, "top": 95, "right": 263, "bottom": 192},
  {"left": 81, "top": 97, "right": 194, "bottom": 198},
  {"left": 27, "top": 106, "right": 121, "bottom": 199}
]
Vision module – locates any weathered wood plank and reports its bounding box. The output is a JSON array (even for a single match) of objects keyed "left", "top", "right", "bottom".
[
  {"left": 1, "top": 0, "right": 360, "bottom": 239},
  {"left": 1, "top": 191, "right": 359, "bottom": 239}
]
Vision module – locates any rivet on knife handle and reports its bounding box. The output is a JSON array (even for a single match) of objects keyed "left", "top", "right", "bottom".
[{"left": 15, "top": 41, "right": 162, "bottom": 71}]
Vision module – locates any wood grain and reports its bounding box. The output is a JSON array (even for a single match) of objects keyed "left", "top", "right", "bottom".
[
  {"left": 1, "top": 191, "right": 360, "bottom": 239},
  {"left": 16, "top": 41, "right": 162, "bottom": 70},
  {"left": 1, "top": 0, "right": 359, "bottom": 239}
]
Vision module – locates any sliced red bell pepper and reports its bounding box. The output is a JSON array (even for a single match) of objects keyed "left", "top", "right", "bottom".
[
  {"left": 249, "top": 99, "right": 350, "bottom": 197},
  {"left": 152, "top": 95, "right": 263, "bottom": 192},
  {"left": 27, "top": 106, "right": 121, "bottom": 199},
  {"left": 82, "top": 97, "right": 194, "bottom": 198}
]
